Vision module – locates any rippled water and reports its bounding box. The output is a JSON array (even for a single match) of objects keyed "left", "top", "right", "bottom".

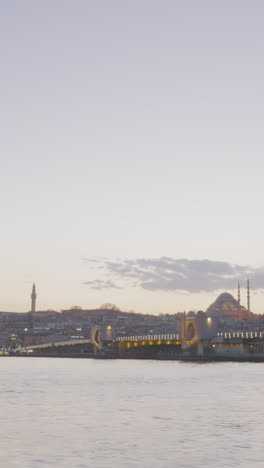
[{"left": 1, "top": 357, "right": 264, "bottom": 467}]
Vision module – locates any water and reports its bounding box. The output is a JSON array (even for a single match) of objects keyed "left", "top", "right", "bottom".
[{"left": 0, "top": 358, "right": 263, "bottom": 468}]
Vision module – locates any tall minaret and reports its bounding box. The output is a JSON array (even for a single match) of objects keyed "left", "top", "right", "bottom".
[
  {"left": 247, "top": 279, "right": 250, "bottom": 312},
  {"left": 238, "top": 282, "right": 241, "bottom": 305},
  {"left": 31, "top": 283, "right": 37, "bottom": 313}
]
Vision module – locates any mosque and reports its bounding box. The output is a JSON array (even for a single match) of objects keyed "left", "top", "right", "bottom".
[{"left": 206, "top": 280, "right": 256, "bottom": 321}]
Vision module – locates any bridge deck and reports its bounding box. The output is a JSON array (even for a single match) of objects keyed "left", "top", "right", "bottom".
[{"left": 19, "top": 331, "right": 264, "bottom": 353}]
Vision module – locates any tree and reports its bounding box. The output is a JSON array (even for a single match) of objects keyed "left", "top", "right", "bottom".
[{"left": 99, "top": 303, "right": 120, "bottom": 311}]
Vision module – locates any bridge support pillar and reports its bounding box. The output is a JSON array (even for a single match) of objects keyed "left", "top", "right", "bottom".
[{"left": 197, "top": 342, "right": 204, "bottom": 356}]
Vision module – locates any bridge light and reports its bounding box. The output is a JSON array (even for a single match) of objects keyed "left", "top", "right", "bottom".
[{"left": 207, "top": 317, "right": 212, "bottom": 325}]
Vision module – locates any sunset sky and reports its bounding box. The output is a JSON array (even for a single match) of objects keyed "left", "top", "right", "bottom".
[{"left": 1, "top": 1, "right": 264, "bottom": 314}]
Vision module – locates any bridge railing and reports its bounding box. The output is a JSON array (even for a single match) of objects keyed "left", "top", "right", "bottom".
[
  {"left": 217, "top": 331, "right": 264, "bottom": 340},
  {"left": 20, "top": 338, "right": 92, "bottom": 351},
  {"left": 116, "top": 334, "right": 180, "bottom": 342}
]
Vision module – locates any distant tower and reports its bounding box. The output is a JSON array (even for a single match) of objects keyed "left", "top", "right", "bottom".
[
  {"left": 247, "top": 280, "right": 250, "bottom": 312},
  {"left": 238, "top": 282, "right": 241, "bottom": 305},
  {"left": 31, "top": 283, "right": 37, "bottom": 313}
]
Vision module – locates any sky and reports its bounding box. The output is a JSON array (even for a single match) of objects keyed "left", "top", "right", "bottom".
[{"left": 1, "top": 1, "right": 264, "bottom": 314}]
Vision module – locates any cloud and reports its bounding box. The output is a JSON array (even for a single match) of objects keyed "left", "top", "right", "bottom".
[
  {"left": 83, "top": 257, "right": 264, "bottom": 293},
  {"left": 83, "top": 279, "right": 121, "bottom": 290},
  {"left": 82, "top": 257, "right": 108, "bottom": 265}
]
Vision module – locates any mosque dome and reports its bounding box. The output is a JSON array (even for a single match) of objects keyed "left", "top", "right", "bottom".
[{"left": 206, "top": 292, "right": 246, "bottom": 317}]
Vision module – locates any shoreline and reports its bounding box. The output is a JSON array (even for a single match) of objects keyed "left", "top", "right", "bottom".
[{"left": 3, "top": 352, "right": 264, "bottom": 362}]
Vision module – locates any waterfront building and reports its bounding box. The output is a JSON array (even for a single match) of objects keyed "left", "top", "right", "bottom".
[{"left": 206, "top": 289, "right": 256, "bottom": 322}]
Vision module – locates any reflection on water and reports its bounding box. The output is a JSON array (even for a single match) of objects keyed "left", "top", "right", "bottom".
[{"left": 0, "top": 358, "right": 263, "bottom": 467}]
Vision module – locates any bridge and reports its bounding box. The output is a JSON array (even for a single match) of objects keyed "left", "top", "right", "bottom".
[
  {"left": 6, "top": 314, "right": 264, "bottom": 360},
  {"left": 20, "top": 338, "right": 93, "bottom": 354},
  {"left": 13, "top": 328, "right": 264, "bottom": 360},
  {"left": 18, "top": 333, "right": 180, "bottom": 356}
]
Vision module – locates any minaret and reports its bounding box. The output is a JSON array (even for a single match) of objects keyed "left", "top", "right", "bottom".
[
  {"left": 247, "top": 279, "right": 250, "bottom": 312},
  {"left": 238, "top": 282, "right": 241, "bottom": 305},
  {"left": 31, "top": 283, "right": 37, "bottom": 313}
]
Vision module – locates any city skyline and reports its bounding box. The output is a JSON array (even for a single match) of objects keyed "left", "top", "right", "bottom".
[
  {"left": 0, "top": 278, "right": 260, "bottom": 316},
  {"left": 1, "top": 2, "right": 264, "bottom": 313}
]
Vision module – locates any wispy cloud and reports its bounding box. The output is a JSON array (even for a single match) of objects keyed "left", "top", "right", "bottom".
[
  {"left": 83, "top": 279, "right": 121, "bottom": 290},
  {"left": 83, "top": 257, "right": 263, "bottom": 292}
]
